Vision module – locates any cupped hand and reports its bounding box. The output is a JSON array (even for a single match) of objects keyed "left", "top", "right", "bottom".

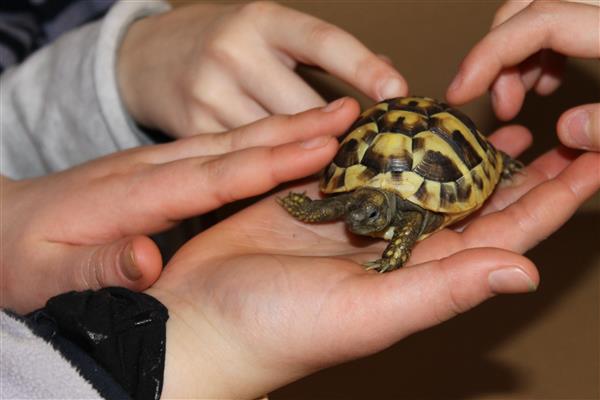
[
  {"left": 118, "top": 1, "right": 406, "bottom": 137},
  {"left": 1, "top": 98, "right": 359, "bottom": 313},
  {"left": 147, "top": 125, "right": 599, "bottom": 399},
  {"left": 446, "top": 0, "right": 599, "bottom": 150}
]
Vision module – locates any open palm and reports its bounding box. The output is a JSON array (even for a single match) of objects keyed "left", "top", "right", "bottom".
[{"left": 148, "top": 125, "right": 599, "bottom": 399}]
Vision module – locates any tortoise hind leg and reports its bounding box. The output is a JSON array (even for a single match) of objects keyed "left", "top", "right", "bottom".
[
  {"left": 365, "top": 211, "right": 423, "bottom": 273},
  {"left": 500, "top": 151, "right": 524, "bottom": 180},
  {"left": 278, "top": 191, "right": 351, "bottom": 223}
]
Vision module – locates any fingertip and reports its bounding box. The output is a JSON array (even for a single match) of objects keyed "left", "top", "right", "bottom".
[
  {"left": 534, "top": 51, "right": 565, "bottom": 96},
  {"left": 318, "top": 96, "right": 360, "bottom": 135},
  {"left": 439, "top": 247, "right": 538, "bottom": 290},
  {"left": 446, "top": 58, "right": 482, "bottom": 106},
  {"left": 557, "top": 104, "right": 599, "bottom": 151},
  {"left": 534, "top": 72, "right": 562, "bottom": 96},
  {"left": 491, "top": 70, "right": 525, "bottom": 121},
  {"left": 322, "top": 96, "right": 360, "bottom": 116},
  {"left": 446, "top": 69, "right": 466, "bottom": 105},
  {"left": 126, "top": 236, "right": 163, "bottom": 290},
  {"left": 487, "top": 256, "right": 539, "bottom": 295},
  {"left": 377, "top": 75, "right": 409, "bottom": 101},
  {"left": 432, "top": 248, "right": 539, "bottom": 312}
]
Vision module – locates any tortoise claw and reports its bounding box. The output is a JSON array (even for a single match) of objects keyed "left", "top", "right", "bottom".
[{"left": 363, "top": 259, "right": 395, "bottom": 273}]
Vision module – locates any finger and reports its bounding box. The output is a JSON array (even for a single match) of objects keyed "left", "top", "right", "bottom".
[
  {"left": 260, "top": 2, "right": 408, "bottom": 100},
  {"left": 519, "top": 53, "right": 543, "bottom": 91},
  {"left": 181, "top": 107, "right": 228, "bottom": 136},
  {"left": 188, "top": 82, "right": 270, "bottom": 132},
  {"left": 187, "top": 61, "right": 271, "bottom": 131},
  {"left": 344, "top": 248, "right": 538, "bottom": 355},
  {"left": 557, "top": 103, "right": 600, "bottom": 151},
  {"left": 447, "top": 1, "right": 599, "bottom": 105},
  {"left": 489, "top": 52, "right": 549, "bottom": 120},
  {"left": 142, "top": 97, "right": 360, "bottom": 162},
  {"left": 534, "top": 50, "right": 566, "bottom": 96},
  {"left": 487, "top": 124, "right": 533, "bottom": 158},
  {"left": 490, "top": 67, "right": 526, "bottom": 120},
  {"left": 59, "top": 236, "right": 162, "bottom": 293},
  {"left": 463, "top": 151, "right": 600, "bottom": 253},
  {"left": 117, "top": 134, "right": 341, "bottom": 228},
  {"left": 241, "top": 51, "right": 327, "bottom": 114}
]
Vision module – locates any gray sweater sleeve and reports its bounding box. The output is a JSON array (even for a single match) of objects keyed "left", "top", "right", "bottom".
[
  {"left": 1, "top": 310, "right": 101, "bottom": 398},
  {"left": 0, "top": 0, "right": 171, "bottom": 179}
]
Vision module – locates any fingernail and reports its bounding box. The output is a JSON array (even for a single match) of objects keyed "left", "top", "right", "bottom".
[
  {"left": 301, "top": 135, "right": 332, "bottom": 149},
  {"left": 566, "top": 110, "right": 591, "bottom": 148},
  {"left": 448, "top": 72, "right": 463, "bottom": 93},
  {"left": 322, "top": 97, "right": 346, "bottom": 112},
  {"left": 488, "top": 266, "right": 537, "bottom": 294},
  {"left": 121, "top": 243, "right": 142, "bottom": 280},
  {"left": 378, "top": 77, "right": 403, "bottom": 101},
  {"left": 377, "top": 53, "right": 394, "bottom": 66}
]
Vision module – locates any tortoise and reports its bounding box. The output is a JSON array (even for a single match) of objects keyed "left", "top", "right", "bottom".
[{"left": 279, "top": 96, "right": 522, "bottom": 273}]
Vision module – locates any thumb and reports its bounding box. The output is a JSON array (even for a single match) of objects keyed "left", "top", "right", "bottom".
[
  {"left": 343, "top": 248, "right": 539, "bottom": 359},
  {"left": 63, "top": 236, "right": 162, "bottom": 293},
  {"left": 557, "top": 103, "right": 600, "bottom": 151}
]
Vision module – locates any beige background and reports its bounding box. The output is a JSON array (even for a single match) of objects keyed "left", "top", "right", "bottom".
[{"left": 170, "top": 1, "right": 600, "bottom": 399}]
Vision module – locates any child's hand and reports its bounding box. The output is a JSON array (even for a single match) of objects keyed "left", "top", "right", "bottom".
[
  {"left": 145, "top": 124, "right": 599, "bottom": 399},
  {"left": 1, "top": 98, "right": 359, "bottom": 314},
  {"left": 446, "top": 0, "right": 599, "bottom": 151},
  {"left": 117, "top": 1, "right": 406, "bottom": 137}
]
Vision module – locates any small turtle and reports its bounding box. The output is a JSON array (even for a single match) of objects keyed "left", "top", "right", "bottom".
[{"left": 279, "top": 96, "right": 522, "bottom": 272}]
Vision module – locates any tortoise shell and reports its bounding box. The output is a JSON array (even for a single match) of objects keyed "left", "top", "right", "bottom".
[{"left": 320, "top": 96, "right": 504, "bottom": 222}]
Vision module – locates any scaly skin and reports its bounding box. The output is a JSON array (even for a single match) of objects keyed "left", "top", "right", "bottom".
[
  {"left": 278, "top": 192, "right": 351, "bottom": 223},
  {"left": 364, "top": 212, "right": 423, "bottom": 272}
]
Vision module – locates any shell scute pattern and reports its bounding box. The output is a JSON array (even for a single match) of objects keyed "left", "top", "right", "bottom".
[{"left": 320, "top": 97, "right": 504, "bottom": 216}]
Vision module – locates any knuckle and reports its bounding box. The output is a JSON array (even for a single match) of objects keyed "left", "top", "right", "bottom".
[
  {"left": 81, "top": 247, "right": 106, "bottom": 290},
  {"left": 526, "top": 0, "right": 560, "bottom": 25},
  {"left": 203, "top": 34, "right": 242, "bottom": 71},
  {"left": 205, "top": 159, "right": 236, "bottom": 205},
  {"left": 436, "top": 261, "right": 467, "bottom": 318},
  {"left": 203, "top": 157, "right": 228, "bottom": 184},
  {"left": 306, "top": 21, "right": 342, "bottom": 50},
  {"left": 265, "top": 113, "right": 296, "bottom": 131},
  {"left": 225, "top": 129, "right": 243, "bottom": 151}
]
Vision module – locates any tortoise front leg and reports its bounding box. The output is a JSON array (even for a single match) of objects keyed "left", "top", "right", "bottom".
[
  {"left": 365, "top": 211, "right": 423, "bottom": 273},
  {"left": 278, "top": 192, "right": 351, "bottom": 223}
]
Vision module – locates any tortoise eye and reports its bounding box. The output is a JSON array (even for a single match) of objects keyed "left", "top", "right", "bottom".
[{"left": 368, "top": 209, "right": 379, "bottom": 220}]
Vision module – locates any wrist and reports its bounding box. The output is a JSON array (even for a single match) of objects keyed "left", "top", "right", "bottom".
[
  {"left": 117, "top": 17, "right": 155, "bottom": 129},
  {"left": 0, "top": 177, "right": 31, "bottom": 312},
  {"left": 145, "top": 286, "right": 275, "bottom": 400}
]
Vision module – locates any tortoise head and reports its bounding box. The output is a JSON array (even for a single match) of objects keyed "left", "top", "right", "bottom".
[{"left": 346, "top": 188, "right": 396, "bottom": 236}]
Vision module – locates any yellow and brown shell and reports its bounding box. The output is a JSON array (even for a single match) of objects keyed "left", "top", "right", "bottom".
[{"left": 320, "top": 96, "right": 504, "bottom": 223}]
